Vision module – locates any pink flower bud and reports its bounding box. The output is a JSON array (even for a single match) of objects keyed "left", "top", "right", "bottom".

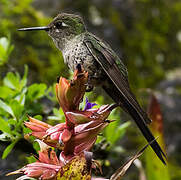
[{"left": 56, "top": 68, "right": 88, "bottom": 112}]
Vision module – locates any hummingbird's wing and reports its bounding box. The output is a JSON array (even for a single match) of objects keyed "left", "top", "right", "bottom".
[
  {"left": 84, "top": 32, "right": 166, "bottom": 164},
  {"left": 84, "top": 32, "right": 150, "bottom": 123}
]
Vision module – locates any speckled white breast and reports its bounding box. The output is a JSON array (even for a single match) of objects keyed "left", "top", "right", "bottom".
[{"left": 62, "top": 34, "right": 101, "bottom": 78}]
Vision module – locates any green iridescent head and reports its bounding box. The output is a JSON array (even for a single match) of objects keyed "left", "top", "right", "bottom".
[{"left": 47, "top": 13, "right": 86, "bottom": 39}]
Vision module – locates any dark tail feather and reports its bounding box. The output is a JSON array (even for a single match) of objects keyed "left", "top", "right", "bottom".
[
  {"left": 103, "top": 84, "right": 167, "bottom": 165},
  {"left": 123, "top": 102, "right": 167, "bottom": 164}
]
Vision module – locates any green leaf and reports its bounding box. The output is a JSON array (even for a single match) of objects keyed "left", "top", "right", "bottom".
[
  {"left": 0, "top": 46, "right": 6, "bottom": 65},
  {"left": 0, "top": 117, "right": 11, "bottom": 133},
  {"left": 2, "top": 140, "right": 18, "bottom": 159},
  {"left": 26, "top": 155, "right": 36, "bottom": 164},
  {"left": 104, "top": 109, "right": 119, "bottom": 142},
  {"left": 7, "top": 118, "right": 17, "bottom": 125},
  {"left": 53, "top": 107, "right": 64, "bottom": 118},
  {"left": 3, "top": 65, "right": 27, "bottom": 92},
  {"left": 0, "top": 99, "right": 15, "bottom": 118},
  {"left": 20, "top": 65, "right": 28, "bottom": 88},
  {"left": 48, "top": 116, "right": 61, "bottom": 121},
  {"left": 15, "top": 87, "right": 27, "bottom": 105},
  {"left": 27, "top": 83, "right": 47, "bottom": 101},
  {"left": 7, "top": 44, "right": 14, "bottom": 58},
  {"left": 0, "top": 37, "right": 14, "bottom": 65},
  {"left": 48, "top": 108, "right": 65, "bottom": 122},
  {"left": 46, "top": 84, "right": 57, "bottom": 102},
  {"left": 0, "top": 133, "right": 11, "bottom": 141},
  {"left": 0, "top": 37, "right": 9, "bottom": 51},
  {"left": 0, "top": 86, "right": 15, "bottom": 99},
  {"left": 111, "top": 121, "right": 131, "bottom": 144},
  {"left": 10, "top": 100, "right": 24, "bottom": 120},
  {"left": 145, "top": 146, "right": 170, "bottom": 180},
  {"left": 33, "top": 115, "right": 43, "bottom": 120},
  {"left": 3, "top": 72, "right": 20, "bottom": 90},
  {"left": 0, "top": 38, "right": 9, "bottom": 64},
  {"left": 104, "top": 109, "right": 130, "bottom": 145},
  {"left": 23, "top": 127, "right": 30, "bottom": 135},
  {"left": 105, "top": 119, "right": 119, "bottom": 144}
]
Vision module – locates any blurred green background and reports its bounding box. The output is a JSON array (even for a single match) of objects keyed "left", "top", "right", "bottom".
[{"left": 0, "top": 0, "right": 181, "bottom": 179}]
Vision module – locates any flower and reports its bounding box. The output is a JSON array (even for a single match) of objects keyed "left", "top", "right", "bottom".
[
  {"left": 84, "top": 97, "right": 97, "bottom": 110},
  {"left": 56, "top": 67, "right": 88, "bottom": 112},
  {"left": 7, "top": 141, "right": 62, "bottom": 180},
  {"left": 25, "top": 116, "right": 70, "bottom": 149},
  {"left": 7, "top": 141, "right": 94, "bottom": 180},
  {"left": 66, "top": 104, "right": 117, "bottom": 125},
  {"left": 57, "top": 152, "right": 92, "bottom": 179},
  {"left": 24, "top": 114, "right": 114, "bottom": 160},
  {"left": 62, "top": 119, "right": 112, "bottom": 159},
  {"left": 24, "top": 116, "right": 52, "bottom": 140}
]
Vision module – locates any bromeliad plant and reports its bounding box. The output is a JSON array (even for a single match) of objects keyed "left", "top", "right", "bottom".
[{"left": 8, "top": 65, "right": 118, "bottom": 179}]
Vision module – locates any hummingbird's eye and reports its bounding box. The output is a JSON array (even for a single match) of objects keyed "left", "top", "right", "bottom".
[{"left": 55, "top": 22, "right": 63, "bottom": 29}]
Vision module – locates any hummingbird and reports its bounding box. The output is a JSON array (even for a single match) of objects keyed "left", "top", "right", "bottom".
[{"left": 18, "top": 13, "right": 166, "bottom": 164}]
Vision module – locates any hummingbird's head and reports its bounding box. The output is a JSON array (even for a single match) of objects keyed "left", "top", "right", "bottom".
[
  {"left": 47, "top": 13, "right": 86, "bottom": 50},
  {"left": 18, "top": 13, "right": 86, "bottom": 51},
  {"left": 47, "top": 13, "right": 86, "bottom": 39}
]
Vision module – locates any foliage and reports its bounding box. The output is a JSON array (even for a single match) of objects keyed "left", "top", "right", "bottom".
[
  {"left": 104, "top": 110, "right": 130, "bottom": 147},
  {"left": 0, "top": 39, "right": 49, "bottom": 158},
  {"left": 0, "top": 65, "right": 49, "bottom": 158}
]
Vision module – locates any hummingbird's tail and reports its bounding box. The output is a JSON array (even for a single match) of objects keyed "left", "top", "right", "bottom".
[{"left": 103, "top": 82, "right": 167, "bottom": 165}]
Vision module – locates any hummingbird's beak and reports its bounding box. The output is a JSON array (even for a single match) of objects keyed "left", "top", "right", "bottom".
[{"left": 18, "top": 26, "right": 49, "bottom": 31}]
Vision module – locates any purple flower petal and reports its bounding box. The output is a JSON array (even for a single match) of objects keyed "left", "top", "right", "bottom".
[{"left": 84, "top": 97, "right": 97, "bottom": 111}]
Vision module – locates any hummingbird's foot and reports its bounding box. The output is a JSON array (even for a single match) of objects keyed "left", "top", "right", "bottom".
[
  {"left": 76, "top": 63, "right": 82, "bottom": 72},
  {"left": 76, "top": 64, "right": 86, "bottom": 78},
  {"left": 85, "top": 84, "right": 94, "bottom": 92},
  {"left": 85, "top": 75, "right": 95, "bottom": 92}
]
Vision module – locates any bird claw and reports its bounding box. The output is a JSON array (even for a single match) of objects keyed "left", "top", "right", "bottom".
[
  {"left": 76, "top": 64, "right": 82, "bottom": 72},
  {"left": 85, "top": 76, "right": 94, "bottom": 92},
  {"left": 85, "top": 84, "right": 94, "bottom": 92}
]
